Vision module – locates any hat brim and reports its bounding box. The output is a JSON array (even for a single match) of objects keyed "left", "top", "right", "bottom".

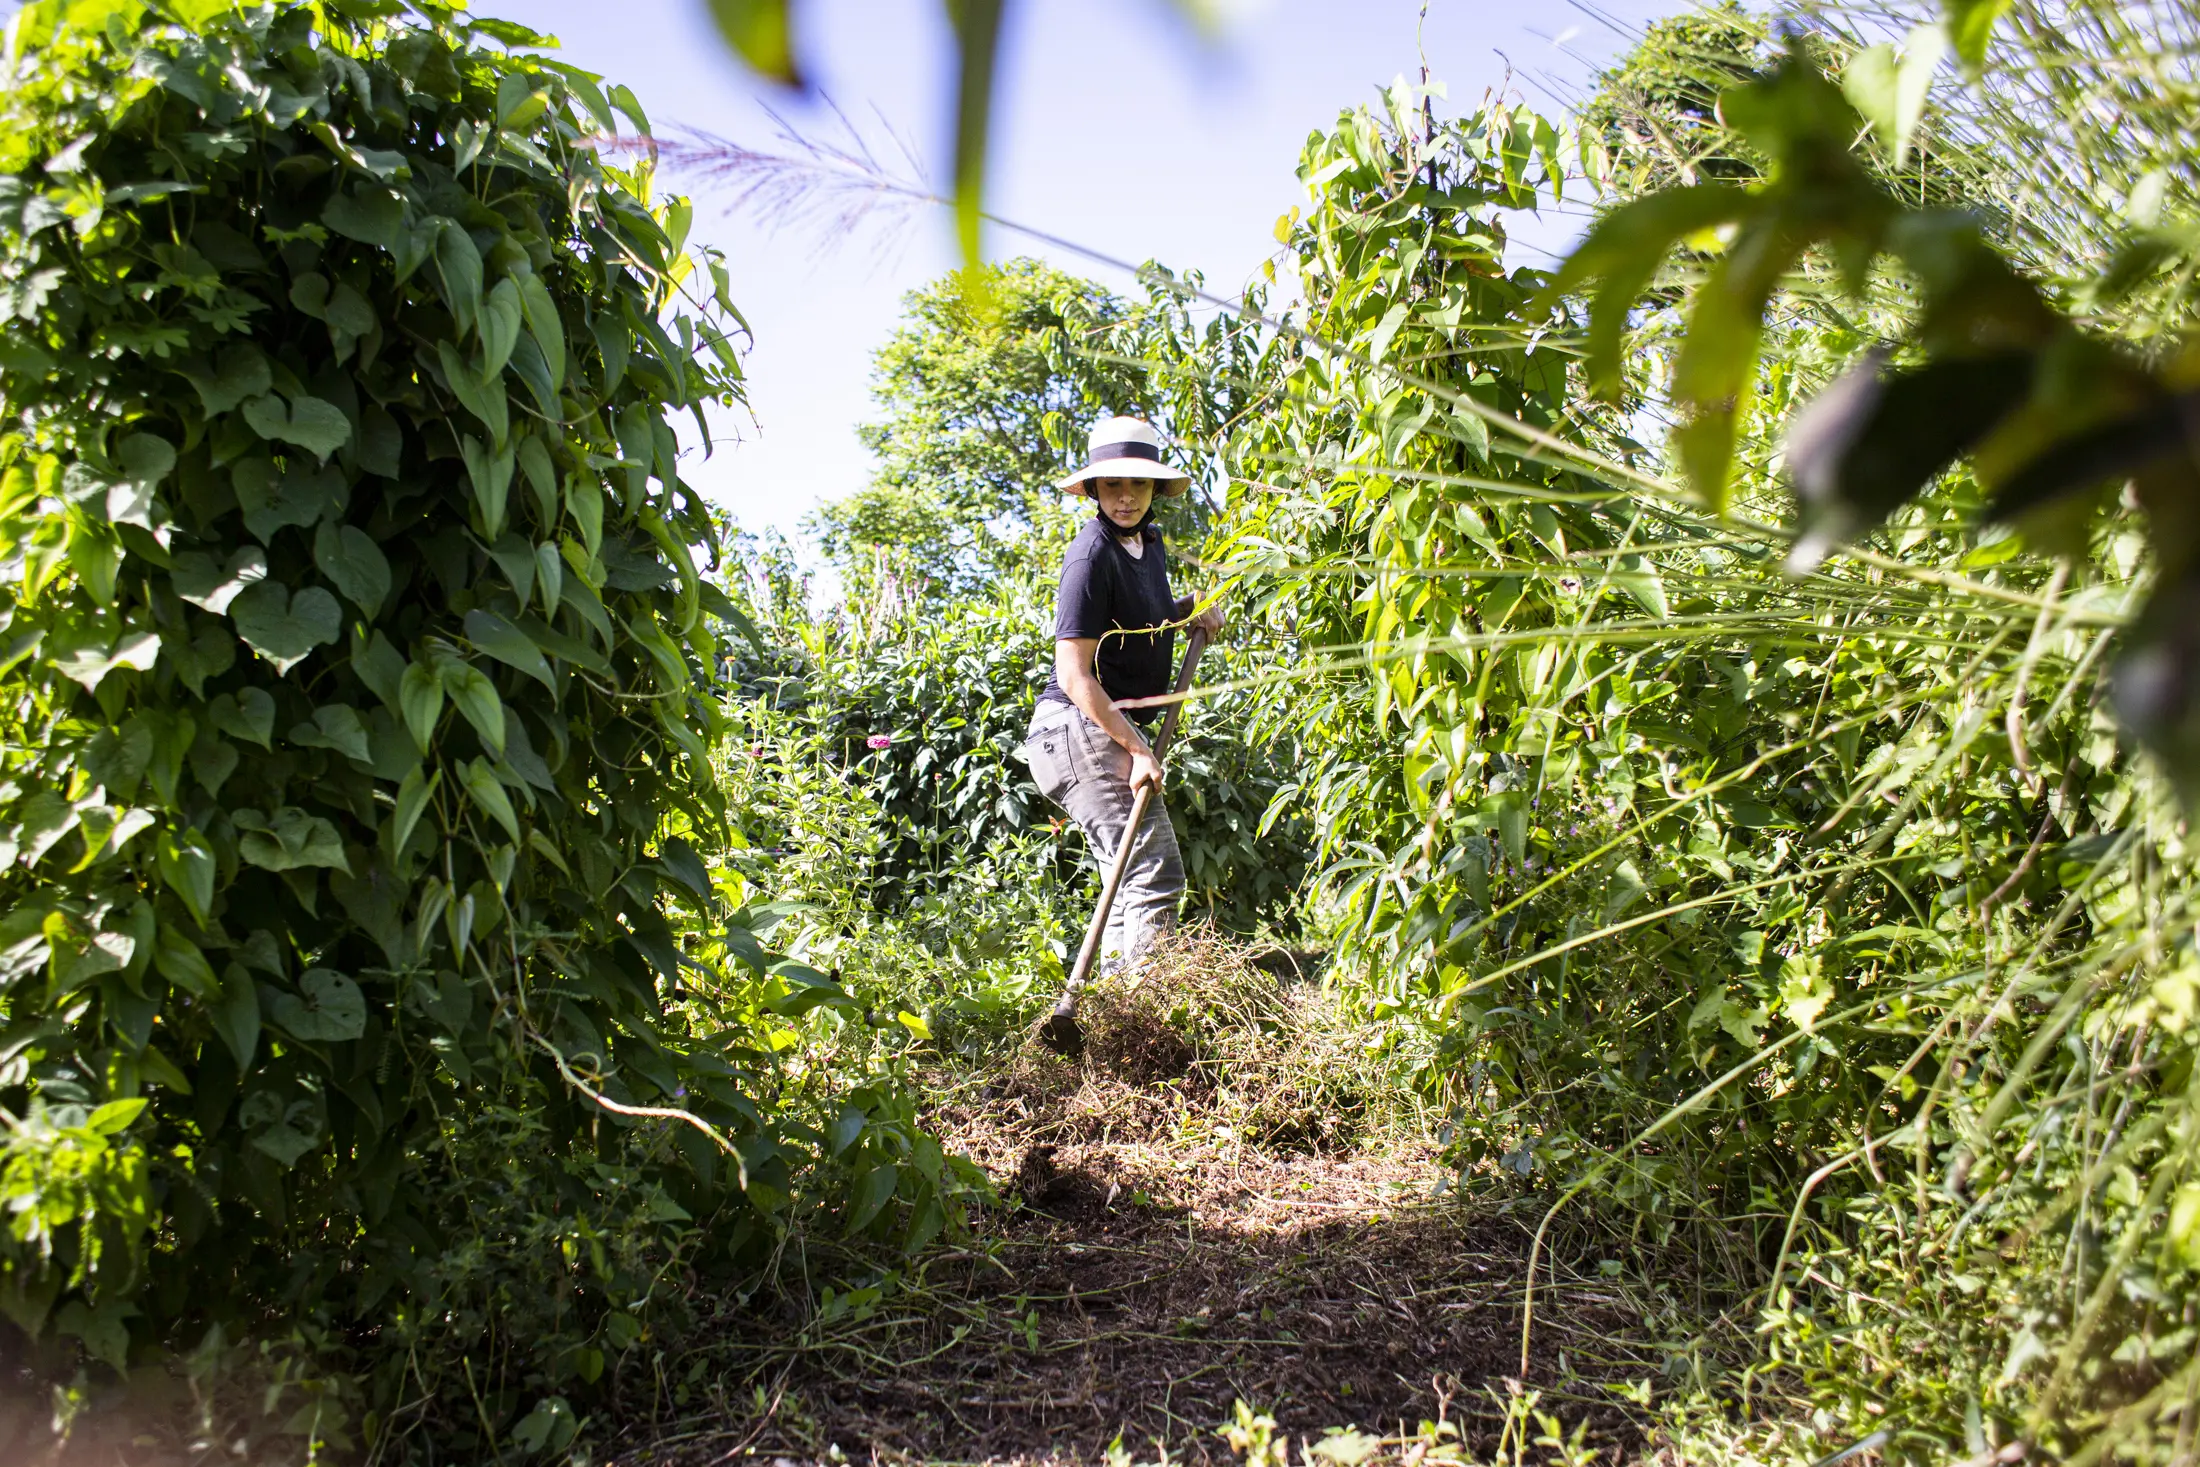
[{"left": 1056, "top": 461, "right": 1191, "bottom": 497}]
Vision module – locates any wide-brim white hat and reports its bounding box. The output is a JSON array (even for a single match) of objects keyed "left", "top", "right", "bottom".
[{"left": 1056, "top": 415, "right": 1191, "bottom": 497}]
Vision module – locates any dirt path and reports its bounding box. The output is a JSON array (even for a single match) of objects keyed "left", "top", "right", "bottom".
[{"left": 611, "top": 953, "right": 1663, "bottom": 1465}]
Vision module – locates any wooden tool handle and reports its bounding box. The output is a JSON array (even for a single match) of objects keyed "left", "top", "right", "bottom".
[{"left": 1064, "top": 626, "right": 1210, "bottom": 994}]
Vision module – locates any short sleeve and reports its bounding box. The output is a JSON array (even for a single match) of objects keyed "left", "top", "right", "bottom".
[{"left": 1054, "top": 545, "right": 1109, "bottom": 641}]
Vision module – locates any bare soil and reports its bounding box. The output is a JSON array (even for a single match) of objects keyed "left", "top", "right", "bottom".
[{"left": 610, "top": 949, "right": 1663, "bottom": 1466}]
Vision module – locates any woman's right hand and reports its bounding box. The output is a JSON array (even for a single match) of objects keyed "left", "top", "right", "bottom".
[{"left": 1128, "top": 749, "right": 1164, "bottom": 793}]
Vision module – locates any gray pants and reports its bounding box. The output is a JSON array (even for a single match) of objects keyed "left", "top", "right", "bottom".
[{"left": 1023, "top": 703, "right": 1184, "bottom": 973}]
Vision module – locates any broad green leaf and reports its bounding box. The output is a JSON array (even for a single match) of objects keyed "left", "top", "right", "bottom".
[
  {"left": 1944, "top": 0, "right": 2012, "bottom": 73},
  {"left": 171, "top": 547, "right": 266, "bottom": 615},
  {"left": 1844, "top": 25, "right": 1945, "bottom": 167},
  {"left": 567, "top": 474, "right": 604, "bottom": 555},
  {"left": 464, "top": 608, "right": 554, "bottom": 691},
  {"left": 460, "top": 434, "right": 515, "bottom": 538},
  {"left": 706, "top": 0, "right": 800, "bottom": 84},
  {"left": 229, "top": 580, "right": 341, "bottom": 673},
  {"left": 289, "top": 704, "right": 371, "bottom": 764},
  {"left": 494, "top": 72, "right": 550, "bottom": 129},
  {"left": 515, "top": 611, "right": 608, "bottom": 676},
  {"left": 438, "top": 341, "right": 511, "bottom": 443},
  {"left": 844, "top": 1162, "right": 899, "bottom": 1235},
  {"left": 508, "top": 330, "right": 561, "bottom": 417},
  {"left": 234, "top": 459, "right": 349, "bottom": 542},
  {"left": 155, "top": 827, "right": 215, "bottom": 926},
  {"left": 441, "top": 663, "right": 506, "bottom": 754},
  {"left": 484, "top": 532, "right": 536, "bottom": 606},
  {"left": 108, "top": 434, "right": 174, "bottom": 529},
  {"left": 241, "top": 393, "right": 352, "bottom": 460},
  {"left": 516, "top": 436, "right": 557, "bottom": 531},
  {"left": 2172, "top": 1184, "right": 2200, "bottom": 1269},
  {"left": 1549, "top": 185, "right": 1745, "bottom": 397},
  {"left": 1603, "top": 859, "right": 1647, "bottom": 922},
  {"left": 269, "top": 968, "right": 365, "bottom": 1043},
  {"left": 86, "top": 1097, "right": 147, "bottom": 1135},
  {"left": 944, "top": 0, "right": 1006, "bottom": 274},
  {"left": 460, "top": 757, "right": 521, "bottom": 842},
  {"left": 312, "top": 520, "right": 391, "bottom": 618},
  {"left": 233, "top": 806, "right": 350, "bottom": 873},
  {"left": 323, "top": 183, "right": 403, "bottom": 249},
  {"left": 391, "top": 764, "right": 441, "bottom": 853},
  {"left": 399, "top": 661, "right": 444, "bottom": 752},
  {"left": 54, "top": 1300, "right": 131, "bottom": 1372},
  {"left": 152, "top": 925, "right": 217, "bottom": 997},
  {"left": 182, "top": 342, "right": 270, "bottom": 413},
  {"left": 49, "top": 628, "right": 161, "bottom": 692},
  {"left": 240, "top": 1091, "right": 321, "bottom": 1167},
  {"left": 435, "top": 219, "right": 484, "bottom": 331},
  {"left": 210, "top": 687, "right": 276, "bottom": 747},
  {"left": 1841, "top": 44, "right": 1901, "bottom": 150},
  {"left": 517, "top": 272, "right": 565, "bottom": 390},
  {"left": 656, "top": 836, "right": 712, "bottom": 905},
  {"left": 480, "top": 276, "right": 523, "bottom": 376},
  {"left": 535, "top": 542, "right": 564, "bottom": 619},
  {"left": 212, "top": 962, "right": 261, "bottom": 1067}
]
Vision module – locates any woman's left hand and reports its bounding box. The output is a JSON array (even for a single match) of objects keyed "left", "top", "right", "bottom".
[{"left": 1189, "top": 601, "right": 1226, "bottom": 639}]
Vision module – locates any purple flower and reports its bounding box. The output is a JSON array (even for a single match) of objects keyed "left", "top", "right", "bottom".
[
  {"left": 866, "top": 734, "right": 892, "bottom": 750},
  {"left": 747, "top": 745, "right": 764, "bottom": 758}
]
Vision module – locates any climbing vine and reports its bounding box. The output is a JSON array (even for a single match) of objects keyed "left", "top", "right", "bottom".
[{"left": 0, "top": 0, "right": 956, "bottom": 1394}]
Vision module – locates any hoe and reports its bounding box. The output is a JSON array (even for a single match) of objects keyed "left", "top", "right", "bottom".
[{"left": 1039, "top": 627, "right": 1210, "bottom": 1057}]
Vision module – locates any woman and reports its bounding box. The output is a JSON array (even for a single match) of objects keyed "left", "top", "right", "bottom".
[{"left": 1023, "top": 416, "right": 1224, "bottom": 1052}]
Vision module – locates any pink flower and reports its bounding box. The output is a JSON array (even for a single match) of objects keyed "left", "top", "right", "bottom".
[
  {"left": 866, "top": 734, "right": 892, "bottom": 750},
  {"left": 747, "top": 746, "right": 764, "bottom": 758}
]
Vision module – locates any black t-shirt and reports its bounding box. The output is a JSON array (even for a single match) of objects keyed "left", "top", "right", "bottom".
[{"left": 1038, "top": 514, "right": 1178, "bottom": 725}]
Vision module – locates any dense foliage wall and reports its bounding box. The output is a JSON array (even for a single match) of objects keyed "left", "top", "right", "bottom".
[
  {"left": 1208, "top": 30, "right": 2199, "bottom": 1457},
  {"left": 0, "top": 0, "right": 968, "bottom": 1448}
]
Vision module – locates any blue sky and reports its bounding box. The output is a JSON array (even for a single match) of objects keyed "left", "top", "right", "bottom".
[{"left": 486, "top": 0, "right": 1678, "bottom": 542}]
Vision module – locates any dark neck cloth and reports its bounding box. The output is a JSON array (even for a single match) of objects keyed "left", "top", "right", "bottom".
[{"left": 1038, "top": 515, "right": 1176, "bottom": 725}]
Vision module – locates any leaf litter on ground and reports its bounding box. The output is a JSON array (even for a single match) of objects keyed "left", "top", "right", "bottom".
[{"left": 606, "top": 932, "right": 1675, "bottom": 1466}]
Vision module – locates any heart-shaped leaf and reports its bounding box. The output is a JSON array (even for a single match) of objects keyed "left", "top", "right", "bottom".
[
  {"left": 182, "top": 342, "right": 271, "bottom": 414},
  {"left": 312, "top": 520, "right": 391, "bottom": 618},
  {"left": 155, "top": 827, "right": 216, "bottom": 926},
  {"left": 517, "top": 271, "right": 565, "bottom": 389},
  {"left": 440, "top": 340, "right": 511, "bottom": 443},
  {"left": 232, "top": 806, "right": 350, "bottom": 873},
  {"left": 230, "top": 580, "right": 340, "bottom": 673},
  {"left": 442, "top": 663, "right": 505, "bottom": 754},
  {"left": 152, "top": 925, "right": 217, "bottom": 997},
  {"left": 399, "top": 661, "right": 444, "bottom": 752},
  {"left": 390, "top": 764, "right": 441, "bottom": 854},
  {"left": 234, "top": 458, "right": 349, "bottom": 543},
  {"left": 289, "top": 704, "right": 371, "bottom": 764},
  {"left": 107, "top": 434, "right": 174, "bottom": 529},
  {"left": 209, "top": 687, "right": 276, "bottom": 747},
  {"left": 435, "top": 219, "right": 484, "bottom": 332},
  {"left": 480, "top": 275, "right": 523, "bottom": 377},
  {"left": 269, "top": 968, "right": 365, "bottom": 1042},
  {"left": 460, "top": 757, "right": 521, "bottom": 842},
  {"left": 484, "top": 532, "right": 536, "bottom": 606},
  {"left": 240, "top": 1089, "right": 321, "bottom": 1166},
  {"left": 49, "top": 628, "right": 161, "bottom": 691},
  {"left": 241, "top": 393, "right": 353, "bottom": 461},
  {"left": 171, "top": 547, "right": 267, "bottom": 615},
  {"left": 323, "top": 183, "right": 403, "bottom": 249},
  {"left": 464, "top": 608, "right": 554, "bottom": 691},
  {"left": 212, "top": 962, "right": 260, "bottom": 1067}
]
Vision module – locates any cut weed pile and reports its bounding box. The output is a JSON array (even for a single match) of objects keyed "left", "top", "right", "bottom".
[{"left": 611, "top": 934, "right": 1665, "bottom": 1466}]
